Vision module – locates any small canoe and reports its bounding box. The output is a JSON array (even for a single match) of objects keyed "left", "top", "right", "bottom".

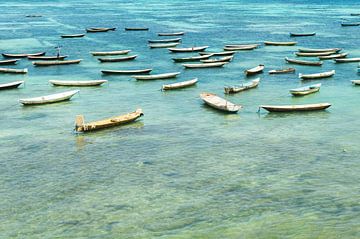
[
  {"left": 200, "top": 55, "right": 233, "bottom": 63},
  {"left": 148, "top": 38, "right": 181, "bottom": 43},
  {"left": 224, "top": 78, "right": 260, "bottom": 94},
  {"left": 33, "top": 59, "right": 82, "bottom": 66},
  {"left": 61, "top": 34, "right": 85, "bottom": 38},
  {"left": 75, "top": 109, "right": 144, "bottom": 133},
  {"left": 19, "top": 90, "right": 79, "bottom": 105},
  {"left": 341, "top": 22, "right": 360, "bottom": 26},
  {"left": 224, "top": 44, "right": 259, "bottom": 51},
  {"left": 132, "top": 72, "right": 180, "bottom": 80},
  {"left": 290, "top": 83, "right": 321, "bottom": 96},
  {"left": 0, "top": 67, "right": 28, "bottom": 74},
  {"left": 149, "top": 42, "right": 180, "bottom": 48},
  {"left": 173, "top": 54, "right": 212, "bottom": 62},
  {"left": 285, "top": 57, "right": 323, "bottom": 66},
  {"left": 298, "top": 48, "right": 341, "bottom": 53},
  {"left": 28, "top": 55, "right": 68, "bottom": 60},
  {"left": 199, "top": 51, "right": 235, "bottom": 56},
  {"left": 158, "top": 32, "right": 185, "bottom": 36},
  {"left": 351, "top": 80, "right": 360, "bottom": 85},
  {"left": 319, "top": 53, "right": 348, "bottom": 60},
  {"left": 168, "top": 46, "right": 208, "bottom": 53},
  {"left": 98, "top": 55, "right": 137, "bottom": 62},
  {"left": 182, "top": 62, "right": 227, "bottom": 68},
  {"left": 125, "top": 27, "right": 149, "bottom": 31},
  {"left": 0, "top": 80, "right": 24, "bottom": 90},
  {"left": 90, "top": 50, "right": 131, "bottom": 56},
  {"left": 162, "top": 78, "right": 198, "bottom": 90},
  {"left": 2, "top": 52, "right": 46, "bottom": 58},
  {"left": 200, "top": 92, "right": 241, "bottom": 113},
  {"left": 260, "top": 103, "right": 331, "bottom": 112},
  {"left": 334, "top": 58, "right": 360, "bottom": 63},
  {"left": 299, "top": 70, "right": 335, "bottom": 80},
  {"left": 290, "top": 32, "right": 316, "bottom": 37},
  {"left": 86, "top": 27, "right": 116, "bottom": 32},
  {"left": 26, "top": 15, "right": 42, "bottom": 17},
  {"left": 0, "top": 59, "right": 19, "bottom": 65},
  {"left": 49, "top": 79, "right": 107, "bottom": 86},
  {"left": 245, "top": 64, "right": 264, "bottom": 75},
  {"left": 264, "top": 41, "right": 297, "bottom": 46},
  {"left": 295, "top": 51, "right": 335, "bottom": 57},
  {"left": 268, "top": 68, "right": 295, "bottom": 74},
  {"left": 101, "top": 68, "right": 152, "bottom": 75}
]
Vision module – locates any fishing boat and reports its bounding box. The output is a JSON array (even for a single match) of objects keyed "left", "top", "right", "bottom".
[
  {"left": 299, "top": 70, "right": 335, "bottom": 80},
  {"left": 290, "top": 83, "right": 321, "bottom": 96},
  {"left": 75, "top": 109, "right": 144, "bottom": 133},
  {"left": 351, "top": 80, "right": 360, "bottom": 85},
  {"left": 172, "top": 54, "right": 212, "bottom": 62},
  {"left": 224, "top": 78, "right": 260, "bottom": 94},
  {"left": 158, "top": 32, "right": 185, "bottom": 36},
  {"left": 28, "top": 55, "right": 68, "bottom": 60},
  {"left": 0, "top": 80, "right": 24, "bottom": 90},
  {"left": 125, "top": 27, "right": 149, "bottom": 31},
  {"left": 264, "top": 41, "right": 297, "bottom": 46},
  {"left": 162, "top": 78, "right": 198, "bottom": 90},
  {"left": 98, "top": 55, "right": 137, "bottom": 62},
  {"left": 341, "top": 22, "right": 360, "bottom": 26},
  {"left": 49, "top": 79, "right": 107, "bottom": 86},
  {"left": 334, "top": 58, "right": 360, "bottom": 63},
  {"left": 199, "top": 51, "right": 235, "bottom": 56},
  {"left": 200, "top": 55, "right": 233, "bottom": 63},
  {"left": 298, "top": 48, "right": 341, "bottom": 53},
  {"left": 149, "top": 42, "right": 180, "bottom": 48},
  {"left": 268, "top": 68, "right": 295, "bottom": 74},
  {"left": 33, "top": 59, "right": 82, "bottom": 66},
  {"left": 168, "top": 46, "right": 208, "bottom": 53},
  {"left": 19, "top": 90, "right": 79, "bottom": 105},
  {"left": 148, "top": 38, "right": 181, "bottom": 43},
  {"left": 0, "top": 59, "right": 19, "bottom": 65},
  {"left": 350, "top": 13, "right": 360, "bottom": 16},
  {"left": 132, "top": 72, "right": 180, "bottom": 80},
  {"left": 245, "top": 64, "right": 265, "bottom": 75},
  {"left": 260, "top": 103, "right": 331, "bottom": 112},
  {"left": 26, "top": 15, "right": 42, "bottom": 17},
  {"left": 2, "top": 52, "right": 46, "bottom": 58},
  {"left": 295, "top": 51, "right": 336, "bottom": 57},
  {"left": 319, "top": 53, "right": 348, "bottom": 60},
  {"left": 0, "top": 67, "right": 28, "bottom": 74},
  {"left": 61, "top": 34, "right": 85, "bottom": 38},
  {"left": 290, "top": 32, "right": 316, "bottom": 37},
  {"left": 285, "top": 57, "right": 323, "bottom": 66},
  {"left": 101, "top": 68, "right": 152, "bottom": 75},
  {"left": 90, "top": 50, "right": 131, "bottom": 56},
  {"left": 224, "top": 44, "right": 259, "bottom": 51},
  {"left": 182, "top": 62, "right": 227, "bottom": 68},
  {"left": 86, "top": 27, "right": 116, "bottom": 32},
  {"left": 200, "top": 92, "right": 241, "bottom": 113}
]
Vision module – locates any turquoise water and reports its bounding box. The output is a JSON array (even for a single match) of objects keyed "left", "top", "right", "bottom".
[{"left": 1, "top": 0, "right": 360, "bottom": 238}]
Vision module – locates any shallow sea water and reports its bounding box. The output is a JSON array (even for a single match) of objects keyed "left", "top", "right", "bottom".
[{"left": 0, "top": 0, "right": 360, "bottom": 238}]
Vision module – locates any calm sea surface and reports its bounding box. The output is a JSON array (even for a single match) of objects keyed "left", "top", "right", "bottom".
[{"left": 1, "top": 0, "right": 359, "bottom": 238}]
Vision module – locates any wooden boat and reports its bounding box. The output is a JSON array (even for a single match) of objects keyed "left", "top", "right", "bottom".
[
  {"left": 260, "top": 103, "right": 331, "bottom": 112},
  {"left": 168, "top": 46, "right": 208, "bottom": 53},
  {"left": 334, "top": 58, "right": 360, "bottom": 63},
  {"left": 158, "top": 32, "right": 185, "bottom": 36},
  {"left": 319, "top": 53, "right": 348, "bottom": 60},
  {"left": 101, "top": 68, "right": 152, "bottom": 75},
  {"left": 49, "top": 79, "right": 107, "bottom": 86},
  {"left": 98, "top": 55, "right": 137, "bottom": 62},
  {"left": 61, "top": 34, "right": 85, "bottom": 38},
  {"left": 298, "top": 48, "right": 341, "bottom": 53},
  {"left": 224, "top": 44, "right": 259, "bottom": 51},
  {"left": 149, "top": 42, "right": 180, "bottom": 48},
  {"left": 350, "top": 13, "right": 360, "bottom": 16},
  {"left": 200, "top": 93, "right": 241, "bottom": 113},
  {"left": 0, "top": 67, "right": 27, "bottom": 74},
  {"left": 0, "top": 80, "right": 24, "bottom": 90},
  {"left": 295, "top": 51, "right": 335, "bottom": 57},
  {"left": 182, "top": 62, "right": 227, "bottom": 68},
  {"left": 25, "top": 15, "right": 42, "bottom": 17},
  {"left": 172, "top": 54, "right": 212, "bottom": 62},
  {"left": 299, "top": 70, "right": 335, "bottom": 80},
  {"left": 341, "top": 22, "right": 360, "bottom": 26},
  {"left": 86, "top": 27, "right": 116, "bottom": 32},
  {"left": 290, "top": 83, "right": 321, "bottom": 96},
  {"left": 132, "top": 72, "right": 180, "bottom": 80},
  {"left": 290, "top": 32, "right": 316, "bottom": 37},
  {"left": 148, "top": 38, "right": 181, "bottom": 43},
  {"left": 19, "top": 90, "right": 79, "bottom": 105},
  {"left": 33, "top": 59, "right": 82, "bottom": 66},
  {"left": 125, "top": 27, "right": 149, "bottom": 31},
  {"left": 2, "top": 52, "right": 45, "bottom": 58},
  {"left": 199, "top": 51, "right": 235, "bottom": 56},
  {"left": 224, "top": 78, "right": 260, "bottom": 94},
  {"left": 268, "top": 68, "right": 295, "bottom": 74},
  {"left": 28, "top": 55, "right": 68, "bottom": 60},
  {"left": 75, "top": 109, "right": 144, "bottom": 132},
  {"left": 285, "top": 57, "right": 323, "bottom": 66},
  {"left": 264, "top": 41, "right": 297, "bottom": 46},
  {"left": 245, "top": 64, "right": 264, "bottom": 75},
  {"left": 0, "top": 59, "right": 19, "bottom": 65},
  {"left": 200, "top": 55, "right": 233, "bottom": 63},
  {"left": 351, "top": 80, "right": 360, "bottom": 85},
  {"left": 162, "top": 78, "right": 198, "bottom": 90},
  {"left": 90, "top": 50, "right": 130, "bottom": 56}
]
